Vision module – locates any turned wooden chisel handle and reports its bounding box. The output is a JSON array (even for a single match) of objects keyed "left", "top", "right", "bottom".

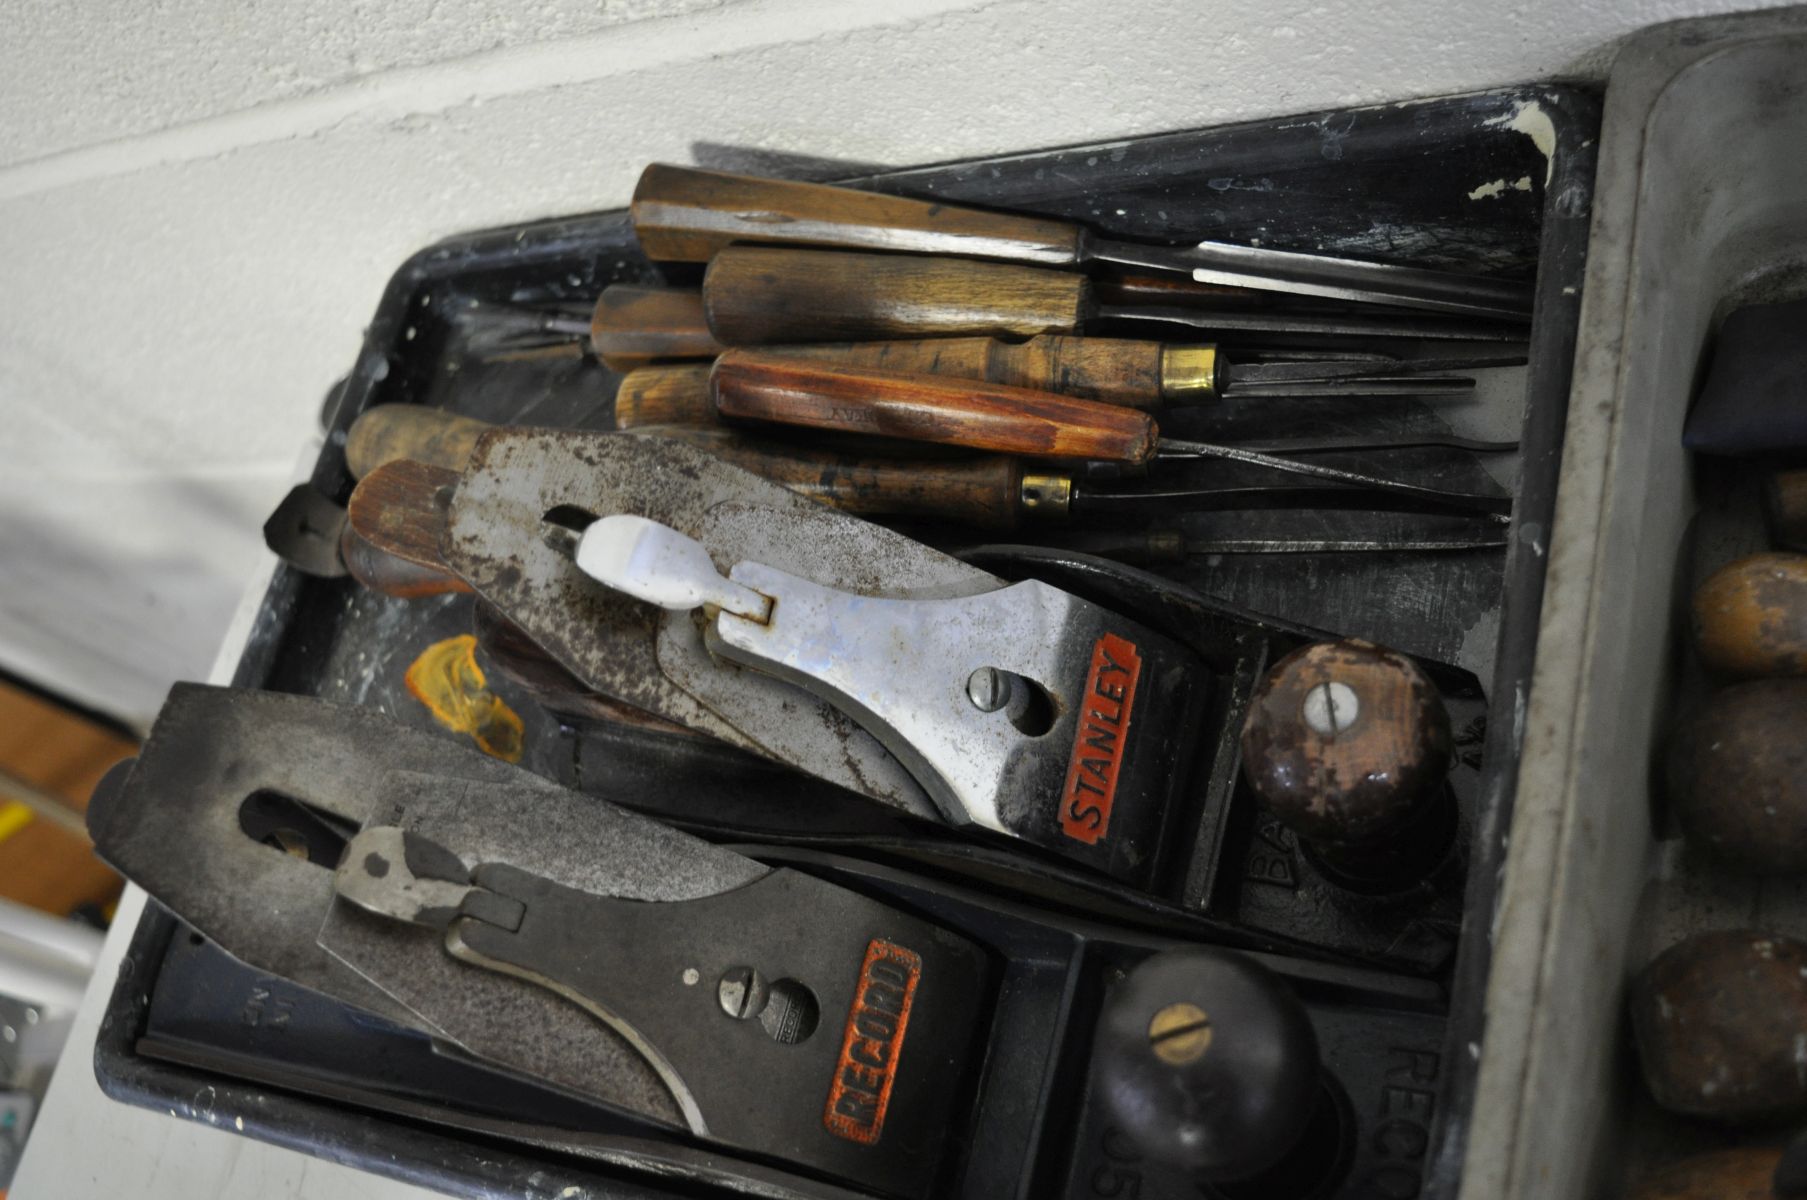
[
  {"left": 342, "top": 460, "right": 470, "bottom": 598},
  {"left": 703, "top": 246, "right": 1088, "bottom": 343},
  {"left": 344, "top": 402, "right": 1039, "bottom": 531},
  {"left": 792, "top": 335, "right": 1192, "bottom": 408},
  {"left": 611, "top": 337, "right": 1204, "bottom": 425},
  {"left": 710, "top": 350, "right": 1159, "bottom": 464},
  {"left": 638, "top": 426, "right": 1030, "bottom": 531},
  {"left": 588, "top": 284, "right": 724, "bottom": 371},
  {"left": 631, "top": 163, "right": 1085, "bottom": 265},
  {"left": 345, "top": 405, "right": 492, "bottom": 479},
  {"left": 615, "top": 365, "right": 719, "bottom": 428}
]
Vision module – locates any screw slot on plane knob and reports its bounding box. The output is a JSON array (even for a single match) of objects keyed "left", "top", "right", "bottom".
[
  {"left": 1239, "top": 638, "right": 1456, "bottom": 893},
  {"left": 1094, "top": 949, "right": 1342, "bottom": 1188}
]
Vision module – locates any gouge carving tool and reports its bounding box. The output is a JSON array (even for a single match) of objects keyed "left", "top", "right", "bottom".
[
  {"left": 88, "top": 686, "right": 986, "bottom": 1198},
  {"left": 701, "top": 247, "right": 1529, "bottom": 345},
  {"left": 632, "top": 165, "right": 1535, "bottom": 318},
  {"left": 572, "top": 513, "right": 1204, "bottom": 858},
  {"left": 612, "top": 363, "right": 1522, "bottom": 444},
  {"left": 341, "top": 406, "right": 1511, "bottom": 535},
  {"left": 710, "top": 353, "right": 1514, "bottom": 521},
  {"left": 1035, "top": 522, "right": 1508, "bottom": 563},
  {"left": 611, "top": 363, "right": 1520, "bottom": 453},
  {"left": 609, "top": 332, "right": 1513, "bottom": 412}
]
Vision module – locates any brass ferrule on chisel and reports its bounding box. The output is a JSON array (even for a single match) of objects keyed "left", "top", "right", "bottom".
[
  {"left": 1157, "top": 346, "right": 1221, "bottom": 400},
  {"left": 1019, "top": 473, "right": 1075, "bottom": 518}
]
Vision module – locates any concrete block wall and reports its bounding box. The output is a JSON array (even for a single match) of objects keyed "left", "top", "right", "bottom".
[{"left": 0, "top": 0, "right": 1791, "bottom": 725}]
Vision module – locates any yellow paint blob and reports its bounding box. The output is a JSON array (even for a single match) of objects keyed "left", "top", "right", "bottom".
[
  {"left": 0, "top": 800, "right": 33, "bottom": 843},
  {"left": 404, "top": 634, "right": 525, "bottom": 763}
]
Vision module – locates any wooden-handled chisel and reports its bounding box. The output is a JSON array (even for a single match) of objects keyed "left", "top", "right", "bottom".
[
  {"left": 588, "top": 284, "right": 726, "bottom": 370},
  {"left": 700, "top": 247, "right": 1527, "bottom": 346},
  {"left": 614, "top": 332, "right": 1509, "bottom": 412},
  {"left": 630, "top": 164, "right": 1534, "bottom": 318},
  {"left": 342, "top": 406, "right": 1510, "bottom": 538},
  {"left": 613, "top": 363, "right": 1517, "bottom": 455},
  {"left": 709, "top": 352, "right": 1514, "bottom": 518}
]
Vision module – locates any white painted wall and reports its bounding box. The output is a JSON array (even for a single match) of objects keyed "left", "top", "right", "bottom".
[{"left": 0, "top": 0, "right": 1794, "bottom": 725}]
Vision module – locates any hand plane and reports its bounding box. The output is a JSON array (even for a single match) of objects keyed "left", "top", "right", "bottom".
[
  {"left": 88, "top": 685, "right": 988, "bottom": 1198},
  {"left": 440, "top": 429, "right": 1210, "bottom": 886}
]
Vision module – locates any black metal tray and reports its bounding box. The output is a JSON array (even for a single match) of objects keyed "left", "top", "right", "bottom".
[{"left": 93, "top": 84, "right": 1599, "bottom": 1199}]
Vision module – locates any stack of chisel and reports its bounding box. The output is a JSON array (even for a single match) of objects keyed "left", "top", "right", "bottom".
[{"left": 355, "top": 163, "right": 1533, "bottom": 565}]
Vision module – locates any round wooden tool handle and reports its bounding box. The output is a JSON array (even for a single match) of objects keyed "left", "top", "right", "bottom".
[
  {"left": 588, "top": 285, "right": 724, "bottom": 371},
  {"left": 345, "top": 405, "right": 491, "bottom": 479},
  {"left": 1692, "top": 553, "right": 1807, "bottom": 678},
  {"left": 788, "top": 335, "right": 1168, "bottom": 408},
  {"left": 1668, "top": 678, "right": 1807, "bottom": 872},
  {"left": 710, "top": 350, "right": 1158, "bottom": 464},
  {"left": 630, "top": 163, "right": 1084, "bottom": 265},
  {"left": 1632, "top": 928, "right": 1807, "bottom": 1123},
  {"left": 343, "top": 460, "right": 469, "bottom": 598},
  {"left": 702, "top": 247, "right": 1089, "bottom": 344},
  {"left": 614, "top": 365, "right": 718, "bottom": 429},
  {"left": 639, "top": 426, "right": 1028, "bottom": 531}
]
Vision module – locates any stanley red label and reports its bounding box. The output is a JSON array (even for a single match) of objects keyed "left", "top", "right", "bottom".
[
  {"left": 1059, "top": 632, "right": 1143, "bottom": 844},
  {"left": 823, "top": 939, "right": 922, "bottom": 1145}
]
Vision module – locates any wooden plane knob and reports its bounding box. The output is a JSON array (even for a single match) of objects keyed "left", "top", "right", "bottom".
[
  {"left": 1693, "top": 553, "right": 1807, "bottom": 678},
  {"left": 1668, "top": 679, "right": 1807, "bottom": 872},
  {"left": 1239, "top": 639, "right": 1454, "bottom": 890},
  {"left": 1632, "top": 930, "right": 1807, "bottom": 1123}
]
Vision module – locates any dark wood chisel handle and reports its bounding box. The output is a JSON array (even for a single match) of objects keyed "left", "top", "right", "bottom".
[
  {"left": 710, "top": 350, "right": 1159, "bottom": 464},
  {"left": 703, "top": 247, "right": 1089, "bottom": 343},
  {"left": 343, "top": 460, "right": 470, "bottom": 597},
  {"left": 631, "top": 163, "right": 1085, "bottom": 265},
  {"left": 615, "top": 365, "right": 719, "bottom": 428},
  {"left": 347, "top": 403, "right": 1039, "bottom": 531},
  {"left": 641, "top": 427, "right": 1029, "bottom": 531},
  {"left": 589, "top": 285, "right": 724, "bottom": 371}
]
